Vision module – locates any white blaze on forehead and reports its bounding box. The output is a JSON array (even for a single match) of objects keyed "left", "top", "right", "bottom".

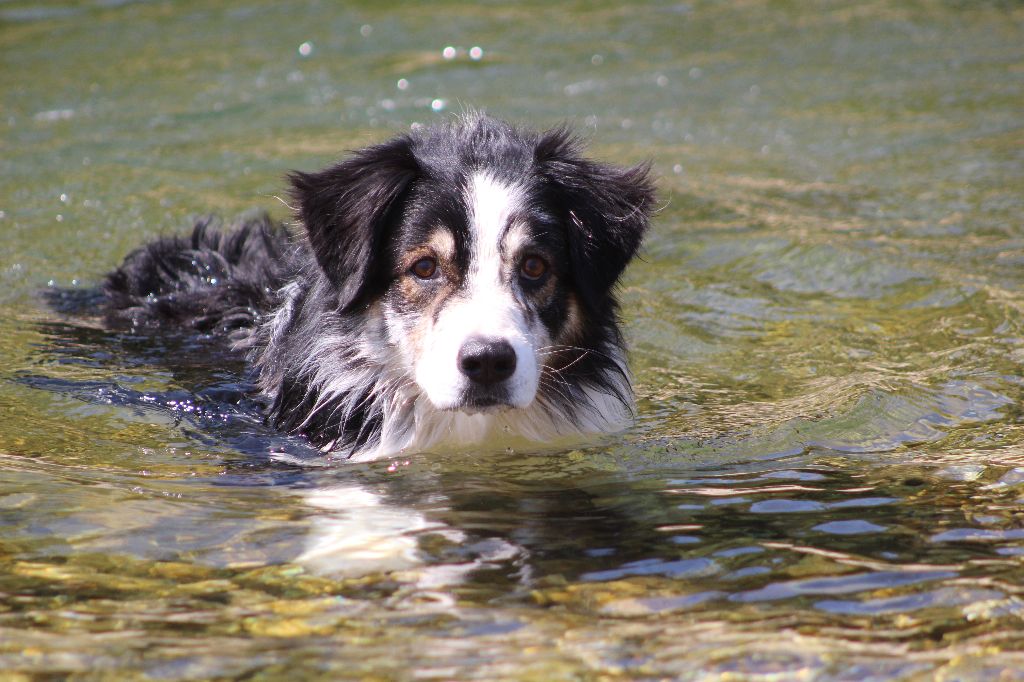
[
  {"left": 410, "top": 171, "right": 543, "bottom": 411},
  {"left": 466, "top": 171, "right": 525, "bottom": 284}
]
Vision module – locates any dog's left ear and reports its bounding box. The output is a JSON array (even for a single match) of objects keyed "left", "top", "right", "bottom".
[
  {"left": 289, "top": 135, "right": 418, "bottom": 311},
  {"left": 535, "top": 127, "right": 656, "bottom": 314}
]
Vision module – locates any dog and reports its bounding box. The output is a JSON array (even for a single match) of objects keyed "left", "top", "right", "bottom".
[{"left": 103, "top": 113, "right": 656, "bottom": 461}]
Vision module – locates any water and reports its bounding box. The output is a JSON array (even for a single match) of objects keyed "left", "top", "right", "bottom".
[{"left": 2, "top": 0, "right": 1024, "bottom": 678}]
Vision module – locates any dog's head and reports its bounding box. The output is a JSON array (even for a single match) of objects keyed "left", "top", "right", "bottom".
[{"left": 289, "top": 114, "right": 655, "bottom": 416}]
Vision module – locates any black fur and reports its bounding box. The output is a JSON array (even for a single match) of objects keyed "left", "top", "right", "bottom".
[
  {"left": 103, "top": 114, "right": 656, "bottom": 459},
  {"left": 104, "top": 213, "right": 291, "bottom": 335}
]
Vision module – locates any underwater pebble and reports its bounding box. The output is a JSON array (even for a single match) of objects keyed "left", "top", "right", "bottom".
[
  {"left": 936, "top": 464, "right": 986, "bottom": 481},
  {"left": 983, "top": 467, "right": 1024, "bottom": 489},
  {"left": 600, "top": 590, "right": 724, "bottom": 617},
  {"left": 582, "top": 557, "right": 719, "bottom": 582},
  {"left": 812, "top": 520, "right": 886, "bottom": 535},
  {"left": 930, "top": 528, "right": 1024, "bottom": 543},
  {"left": 818, "top": 587, "right": 1003, "bottom": 616},
  {"left": 749, "top": 499, "right": 826, "bottom": 514}
]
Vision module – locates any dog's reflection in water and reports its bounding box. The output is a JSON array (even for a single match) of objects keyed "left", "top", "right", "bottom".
[{"left": 297, "top": 483, "right": 521, "bottom": 590}]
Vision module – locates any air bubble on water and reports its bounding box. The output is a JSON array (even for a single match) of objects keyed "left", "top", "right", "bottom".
[
  {"left": 689, "top": 67, "right": 702, "bottom": 79},
  {"left": 397, "top": 78, "right": 409, "bottom": 91},
  {"left": 442, "top": 46, "right": 456, "bottom": 60},
  {"left": 656, "top": 74, "right": 668, "bottom": 87},
  {"left": 673, "top": 164, "right": 683, "bottom": 174},
  {"left": 59, "top": 193, "right": 68, "bottom": 203},
  {"left": 469, "top": 46, "right": 483, "bottom": 60},
  {"left": 360, "top": 24, "right": 372, "bottom": 37},
  {"left": 431, "top": 99, "right": 446, "bottom": 112},
  {"left": 298, "top": 41, "right": 313, "bottom": 57},
  {"left": 591, "top": 54, "right": 604, "bottom": 66}
]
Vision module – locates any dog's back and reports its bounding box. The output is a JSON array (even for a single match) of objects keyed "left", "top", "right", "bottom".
[{"left": 104, "top": 212, "right": 292, "bottom": 336}]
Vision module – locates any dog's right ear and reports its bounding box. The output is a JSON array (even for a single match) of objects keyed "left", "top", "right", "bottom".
[{"left": 289, "top": 135, "right": 418, "bottom": 311}]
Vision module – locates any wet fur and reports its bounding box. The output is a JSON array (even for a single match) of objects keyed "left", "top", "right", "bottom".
[{"left": 104, "top": 114, "right": 655, "bottom": 461}]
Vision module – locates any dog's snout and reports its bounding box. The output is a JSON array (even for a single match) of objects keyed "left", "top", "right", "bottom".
[{"left": 457, "top": 337, "right": 517, "bottom": 385}]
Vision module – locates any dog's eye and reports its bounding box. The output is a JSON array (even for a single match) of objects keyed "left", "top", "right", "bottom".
[
  {"left": 410, "top": 257, "right": 438, "bottom": 280},
  {"left": 520, "top": 256, "right": 548, "bottom": 281}
]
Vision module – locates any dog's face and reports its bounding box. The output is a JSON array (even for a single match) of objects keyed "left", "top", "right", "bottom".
[
  {"left": 387, "top": 171, "right": 575, "bottom": 412},
  {"left": 290, "top": 115, "right": 654, "bottom": 417}
]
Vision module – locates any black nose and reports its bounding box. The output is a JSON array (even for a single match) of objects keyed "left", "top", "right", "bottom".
[{"left": 457, "top": 337, "right": 517, "bottom": 386}]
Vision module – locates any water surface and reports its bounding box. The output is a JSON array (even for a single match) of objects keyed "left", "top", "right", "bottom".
[{"left": 2, "top": 0, "right": 1024, "bottom": 678}]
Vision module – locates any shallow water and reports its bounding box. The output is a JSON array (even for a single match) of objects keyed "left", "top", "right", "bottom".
[{"left": 2, "top": 0, "right": 1024, "bottom": 678}]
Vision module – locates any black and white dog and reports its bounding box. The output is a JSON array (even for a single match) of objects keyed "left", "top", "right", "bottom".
[{"left": 105, "top": 113, "right": 656, "bottom": 461}]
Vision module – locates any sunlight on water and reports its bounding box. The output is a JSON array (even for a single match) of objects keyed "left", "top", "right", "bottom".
[{"left": 1, "top": 0, "right": 1023, "bottom": 678}]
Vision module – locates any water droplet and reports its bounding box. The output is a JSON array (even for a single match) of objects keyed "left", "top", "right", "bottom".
[
  {"left": 396, "top": 78, "right": 409, "bottom": 90},
  {"left": 442, "top": 46, "right": 456, "bottom": 60},
  {"left": 298, "top": 41, "right": 313, "bottom": 57},
  {"left": 673, "top": 164, "right": 683, "bottom": 174},
  {"left": 431, "top": 98, "right": 446, "bottom": 112},
  {"left": 591, "top": 54, "right": 604, "bottom": 66},
  {"left": 55, "top": 214, "right": 63, "bottom": 222},
  {"left": 469, "top": 46, "right": 483, "bottom": 60},
  {"left": 360, "top": 24, "right": 372, "bottom": 37},
  {"left": 59, "top": 193, "right": 68, "bottom": 203}
]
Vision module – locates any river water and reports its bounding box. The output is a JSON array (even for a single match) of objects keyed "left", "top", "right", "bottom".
[{"left": 2, "top": 0, "right": 1024, "bottom": 678}]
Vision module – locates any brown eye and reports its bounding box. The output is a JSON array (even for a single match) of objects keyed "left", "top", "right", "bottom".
[
  {"left": 520, "top": 256, "right": 548, "bottom": 281},
  {"left": 410, "top": 257, "right": 438, "bottom": 280}
]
